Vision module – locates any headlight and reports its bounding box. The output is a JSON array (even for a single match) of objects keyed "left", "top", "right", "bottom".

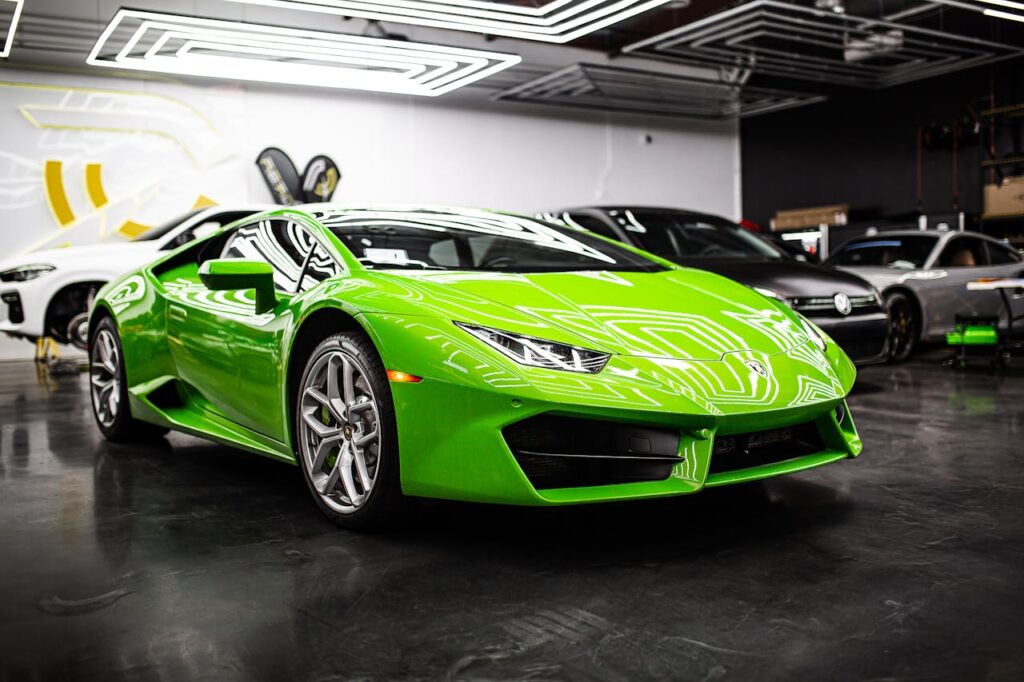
[
  {"left": 800, "top": 316, "right": 827, "bottom": 353},
  {"left": 0, "top": 264, "right": 56, "bottom": 282},
  {"left": 753, "top": 287, "right": 792, "bottom": 307},
  {"left": 455, "top": 322, "right": 610, "bottom": 374}
]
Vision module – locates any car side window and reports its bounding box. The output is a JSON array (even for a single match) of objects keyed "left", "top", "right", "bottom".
[
  {"left": 161, "top": 211, "right": 255, "bottom": 251},
  {"left": 221, "top": 219, "right": 315, "bottom": 292},
  {"left": 937, "top": 237, "right": 989, "bottom": 268},
  {"left": 985, "top": 241, "right": 1022, "bottom": 265},
  {"left": 565, "top": 213, "right": 621, "bottom": 241},
  {"left": 298, "top": 242, "right": 341, "bottom": 292}
]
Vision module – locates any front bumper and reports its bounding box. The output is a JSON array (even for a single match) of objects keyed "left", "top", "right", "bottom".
[
  {"left": 368, "top": 314, "right": 862, "bottom": 506},
  {"left": 0, "top": 280, "right": 46, "bottom": 340},
  {"left": 810, "top": 312, "right": 890, "bottom": 366},
  {"left": 0, "top": 288, "right": 29, "bottom": 339},
  {"left": 390, "top": 375, "right": 860, "bottom": 505}
]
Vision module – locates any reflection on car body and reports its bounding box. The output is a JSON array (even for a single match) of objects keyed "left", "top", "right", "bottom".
[{"left": 548, "top": 206, "right": 891, "bottom": 365}]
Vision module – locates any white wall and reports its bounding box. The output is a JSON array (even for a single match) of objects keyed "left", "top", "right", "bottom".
[{"left": 0, "top": 67, "right": 739, "bottom": 358}]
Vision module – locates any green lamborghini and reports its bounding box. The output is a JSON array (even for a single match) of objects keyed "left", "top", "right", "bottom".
[{"left": 89, "top": 205, "right": 862, "bottom": 528}]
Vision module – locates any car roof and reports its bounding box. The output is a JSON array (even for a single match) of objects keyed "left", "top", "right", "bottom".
[
  {"left": 195, "top": 204, "right": 274, "bottom": 218},
  {"left": 297, "top": 203, "right": 544, "bottom": 222},
  {"left": 836, "top": 229, "right": 1008, "bottom": 246},
  {"left": 555, "top": 206, "right": 729, "bottom": 222}
]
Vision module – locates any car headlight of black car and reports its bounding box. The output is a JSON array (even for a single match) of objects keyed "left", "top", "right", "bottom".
[
  {"left": 0, "top": 264, "right": 56, "bottom": 282},
  {"left": 455, "top": 322, "right": 610, "bottom": 374}
]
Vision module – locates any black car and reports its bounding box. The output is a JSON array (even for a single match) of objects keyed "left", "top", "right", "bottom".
[{"left": 549, "top": 206, "right": 890, "bottom": 365}]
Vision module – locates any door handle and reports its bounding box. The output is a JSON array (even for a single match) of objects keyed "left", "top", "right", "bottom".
[{"left": 168, "top": 304, "right": 188, "bottom": 322}]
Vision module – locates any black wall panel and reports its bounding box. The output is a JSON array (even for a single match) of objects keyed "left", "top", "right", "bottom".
[{"left": 740, "top": 58, "right": 1024, "bottom": 228}]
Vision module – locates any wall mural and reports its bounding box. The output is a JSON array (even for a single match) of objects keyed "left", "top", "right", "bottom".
[{"left": 0, "top": 77, "right": 243, "bottom": 257}]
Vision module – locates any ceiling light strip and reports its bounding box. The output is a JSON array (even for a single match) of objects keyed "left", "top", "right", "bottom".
[
  {"left": 984, "top": 7, "right": 1024, "bottom": 20},
  {"left": 622, "top": 0, "right": 1024, "bottom": 88},
  {"left": 86, "top": 9, "right": 520, "bottom": 96},
  {"left": 221, "top": 0, "right": 678, "bottom": 43},
  {"left": 1, "top": 0, "right": 24, "bottom": 58},
  {"left": 493, "top": 63, "right": 826, "bottom": 119}
]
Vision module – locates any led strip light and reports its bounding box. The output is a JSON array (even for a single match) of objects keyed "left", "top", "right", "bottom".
[
  {"left": 221, "top": 0, "right": 680, "bottom": 43},
  {"left": 1, "top": 0, "right": 24, "bottom": 58},
  {"left": 956, "top": 0, "right": 1024, "bottom": 23},
  {"left": 494, "top": 63, "right": 826, "bottom": 119},
  {"left": 86, "top": 10, "right": 521, "bottom": 96},
  {"left": 623, "top": 0, "right": 1024, "bottom": 88},
  {"left": 927, "top": 0, "right": 1024, "bottom": 23}
]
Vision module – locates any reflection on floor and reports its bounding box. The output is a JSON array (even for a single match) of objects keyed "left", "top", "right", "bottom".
[{"left": 0, "top": 358, "right": 1022, "bottom": 680}]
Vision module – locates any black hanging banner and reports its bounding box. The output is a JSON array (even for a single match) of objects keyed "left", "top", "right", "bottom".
[
  {"left": 255, "top": 147, "right": 302, "bottom": 205},
  {"left": 301, "top": 154, "right": 341, "bottom": 203}
]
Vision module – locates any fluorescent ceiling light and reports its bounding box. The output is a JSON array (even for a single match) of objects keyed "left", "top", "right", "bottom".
[
  {"left": 87, "top": 9, "right": 521, "bottom": 96},
  {"left": 928, "top": 0, "right": 1024, "bottom": 23},
  {"left": 494, "top": 63, "right": 827, "bottom": 119},
  {"left": 1, "top": 0, "right": 24, "bottom": 58},
  {"left": 984, "top": 7, "right": 1024, "bottom": 20},
  {"left": 622, "top": 0, "right": 1024, "bottom": 88},
  {"left": 976, "top": 0, "right": 1024, "bottom": 10},
  {"left": 222, "top": 0, "right": 680, "bottom": 43}
]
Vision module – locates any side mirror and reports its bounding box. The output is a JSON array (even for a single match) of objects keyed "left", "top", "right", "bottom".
[{"left": 199, "top": 259, "right": 277, "bottom": 314}]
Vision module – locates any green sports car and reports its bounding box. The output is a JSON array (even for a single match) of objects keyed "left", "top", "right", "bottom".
[{"left": 88, "top": 205, "right": 862, "bottom": 528}]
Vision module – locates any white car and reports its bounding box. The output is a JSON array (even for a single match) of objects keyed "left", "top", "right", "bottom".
[{"left": 0, "top": 206, "right": 266, "bottom": 349}]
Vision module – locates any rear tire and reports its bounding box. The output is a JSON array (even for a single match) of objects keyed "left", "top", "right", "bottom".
[
  {"left": 89, "top": 316, "right": 167, "bottom": 442},
  {"left": 295, "top": 331, "right": 404, "bottom": 530},
  {"left": 886, "top": 291, "right": 919, "bottom": 363},
  {"left": 68, "top": 312, "right": 91, "bottom": 351}
]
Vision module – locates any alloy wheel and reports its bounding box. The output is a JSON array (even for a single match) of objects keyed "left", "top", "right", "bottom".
[
  {"left": 890, "top": 299, "right": 913, "bottom": 359},
  {"left": 299, "top": 349, "right": 382, "bottom": 514},
  {"left": 90, "top": 329, "right": 121, "bottom": 427}
]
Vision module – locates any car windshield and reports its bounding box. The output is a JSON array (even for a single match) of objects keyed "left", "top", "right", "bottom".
[
  {"left": 132, "top": 209, "right": 203, "bottom": 242},
  {"left": 827, "top": 235, "right": 938, "bottom": 269},
  {"left": 315, "top": 208, "right": 665, "bottom": 273},
  {"left": 602, "top": 209, "right": 786, "bottom": 261}
]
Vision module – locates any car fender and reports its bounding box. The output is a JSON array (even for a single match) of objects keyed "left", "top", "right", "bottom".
[{"left": 881, "top": 283, "right": 926, "bottom": 339}]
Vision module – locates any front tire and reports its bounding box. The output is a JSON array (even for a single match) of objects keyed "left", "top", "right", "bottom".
[
  {"left": 295, "top": 332, "right": 403, "bottom": 530},
  {"left": 89, "top": 316, "right": 166, "bottom": 442},
  {"left": 886, "top": 291, "right": 919, "bottom": 363}
]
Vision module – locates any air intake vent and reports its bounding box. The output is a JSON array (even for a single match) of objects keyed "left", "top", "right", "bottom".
[
  {"left": 503, "top": 414, "right": 681, "bottom": 489},
  {"left": 708, "top": 421, "right": 825, "bottom": 475}
]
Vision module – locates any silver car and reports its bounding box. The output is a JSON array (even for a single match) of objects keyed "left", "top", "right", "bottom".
[{"left": 826, "top": 230, "right": 1024, "bottom": 360}]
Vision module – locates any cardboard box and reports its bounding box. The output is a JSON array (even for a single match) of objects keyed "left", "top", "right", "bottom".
[
  {"left": 771, "top": 204, "right": 848, "bottom": 231},
  {"left": 984, "top": 176, "right": 1024, "bottom": 218}
]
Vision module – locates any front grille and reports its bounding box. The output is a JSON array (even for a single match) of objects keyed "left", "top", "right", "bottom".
[
  {"left": 503, "top": 414, "right": 681, "bottom": 490},
  {"left": 791, "top": 295, "right": 881, "bottom": 318},
  {"left": 708, "top": 421, "right": 825, "bottom": 475},
  {"left": 1, "top": 292, "right": 23, "bottom": 324},
  {"left": 831, "top": 336, "right": 887, "bottom": 362}
]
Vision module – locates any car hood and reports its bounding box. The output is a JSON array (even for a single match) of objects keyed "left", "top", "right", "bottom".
[
  {"left": 670, "top": 258, "right": 877, "bottom": 298},
  {"left": 830, "top": 265, "right": 921, "bottom": 290},
  {"left": 362, "top": 268, "right": 813, "bottom": 361},
  {"left": 0, "top": 242, "right": 158, "bottom": 272}
]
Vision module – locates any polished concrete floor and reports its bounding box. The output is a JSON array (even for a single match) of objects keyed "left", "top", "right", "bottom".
[{"left": 1, "top": 357, "right": 1022, "bottom": 681}]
